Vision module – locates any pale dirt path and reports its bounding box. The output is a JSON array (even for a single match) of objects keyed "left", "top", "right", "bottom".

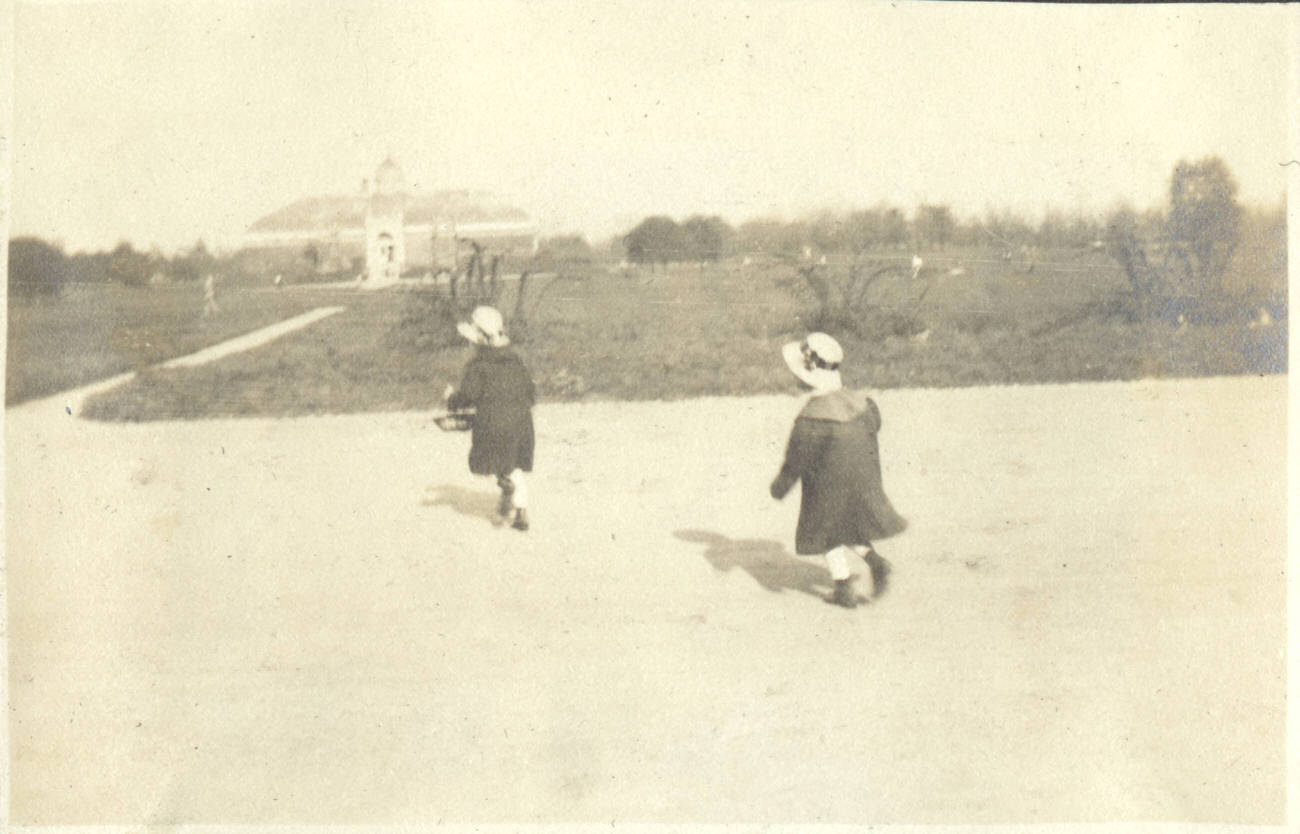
[
  {"left": 159, "top": 306, "right": 346, "bottom": 370},
  {"left": 4, "top": 376, "right": 1287, "bottom": 825}
]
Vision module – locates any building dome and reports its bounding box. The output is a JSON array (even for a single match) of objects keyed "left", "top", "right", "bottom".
[{"left": 374, "top": 156, "right": 407, "bottom": 195}]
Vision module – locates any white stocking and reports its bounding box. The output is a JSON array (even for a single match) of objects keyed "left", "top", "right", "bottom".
[
  {"left": 825, "top": 546, "right": 852, "bottom": 581},
  {"left": 508, "top": 469, "right": 528, "bottom": 509}
]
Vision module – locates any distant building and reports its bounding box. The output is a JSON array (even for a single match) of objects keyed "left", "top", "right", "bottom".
[{"left": 243, "top": 157, "right": 538, "bottom": 286}]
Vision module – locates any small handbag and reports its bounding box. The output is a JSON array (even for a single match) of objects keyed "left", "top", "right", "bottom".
[{"left": 432, "top": 410, "right": 474, "bottom": 432}]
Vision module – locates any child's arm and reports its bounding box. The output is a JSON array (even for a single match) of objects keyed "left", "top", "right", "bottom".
[
  {"left": 861, "top": 397, "right": 882, "bottom": 432},
  {"left": 521, "top": 358, "right": 537, "bottom": 407},
  {"left": 447, "top": 362, "right": 482, "bottom": 411},
  {"left": 770, "top": 418, "right": 824, "bottom": 499}
]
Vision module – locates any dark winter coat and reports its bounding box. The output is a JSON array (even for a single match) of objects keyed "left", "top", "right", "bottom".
[
  {"left": 447, "top": 345, "right": 536, "bottom": 476},
  {"left": 770, "top": 388, "right": 907, "bottom": 555}
]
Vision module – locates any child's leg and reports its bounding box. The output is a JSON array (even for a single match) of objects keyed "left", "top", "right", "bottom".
[
  {"left": 850, "top": 545, "right": 875, "bottom": 597},
  {"left": 853, "top": 544, "right": 889, "bottom": 597},
  {"left": 507, "top": 469, "right": 528, "bottom": 509},
  {"left": 825, "top": 546, "right": 852, "bottom": 582},
  {"left": 508, "top": 469, "right": 530, "bottom": 531},
  {"left": 824, "top": 545, "right": 861, "bottom": 608}
]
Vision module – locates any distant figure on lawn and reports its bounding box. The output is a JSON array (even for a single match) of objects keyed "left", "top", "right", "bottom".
[
  {"left": 770, "top": 332, "right": 907, "bottom": 608},
  {"left": 446, "top": 306, "right": 536, "bottom": 531},
  {"left": 202, "top": 273, "right": 220, "bottom": 316}
]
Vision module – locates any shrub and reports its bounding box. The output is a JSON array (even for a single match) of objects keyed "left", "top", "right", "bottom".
[
  {"left": 1164, "top": 157, "right": 1242, "bottom": 294},
  {"left": 1104, "top": 157, "right": 1252, "bottom": 323},
  {"left": 387, "top": 288, "right": 465, "bottom": 352},
  {"left": 624, "top": 216, "right": 684, "bottom": 269},
  {"left": 107, "top": 241, "right": 160, "bottom": 287},
  {"left": 783, "top": 257, "right": 929, "bottom": 338},
  {"left": 8, "top": 237, "right": 67, "bottom": 298}
]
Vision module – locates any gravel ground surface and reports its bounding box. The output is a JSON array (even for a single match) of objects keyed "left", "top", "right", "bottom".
[{"left": 5, "top": 374, "right": 1287, "bottom": 825}]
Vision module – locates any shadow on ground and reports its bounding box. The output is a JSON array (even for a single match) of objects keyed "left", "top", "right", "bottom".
[
  {"left": 422, "top": 484, "right": 500, "bottom": 524},
  {"left": 674, "top": 529, "right": 829, "bottom": 600}
]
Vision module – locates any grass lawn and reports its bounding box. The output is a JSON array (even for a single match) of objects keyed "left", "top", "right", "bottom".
[
  {"left": 65, "top": 250, "right": 1287, "bottom": 421},
  {"left": 5, "top": 281, "right": 346, "bottom": 405}
]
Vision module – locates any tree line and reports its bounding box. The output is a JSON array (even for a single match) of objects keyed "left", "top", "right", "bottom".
[
  {"left": 619, "top": 156, "right": 1264, "bottom": 296},
  {"left": 6, "top": 238, "right": 223, "bottom": 297},
  {"left": 620, "top": 203, "right": 1106, "bottom": 269},
  {"left": 9, "top": 156, "right": 1273, "bottom": 311}
]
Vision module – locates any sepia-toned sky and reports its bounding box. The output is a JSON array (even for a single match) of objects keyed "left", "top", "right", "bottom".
[{"left": 8, "top": 0, "right": 1296, "bottom": 253}]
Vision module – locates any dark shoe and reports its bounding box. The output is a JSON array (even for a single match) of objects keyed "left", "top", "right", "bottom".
[
  {"left": 825, "top": 578, "right": 861, "bottom": 609},
  {"left": 864, "top": 550, "right": 892, "bottom": 598},
  {"left": 511, "top": 508, "right": 530, "bottom": 531}
]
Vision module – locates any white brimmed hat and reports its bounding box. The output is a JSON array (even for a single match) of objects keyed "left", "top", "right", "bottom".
[
  {"left": 782, "top": 332, "right": 843, "bottom": 389},
  {"left": 457, "top": 306, "right": 509, "bottom": 347}
]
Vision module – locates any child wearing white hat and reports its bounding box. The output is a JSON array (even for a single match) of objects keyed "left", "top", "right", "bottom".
[
  {"left": 446, "top": 306, "right": 536, "bottom": 531},
  {"left": 770, "top": 333, "right": 907, "bottom": 608}
]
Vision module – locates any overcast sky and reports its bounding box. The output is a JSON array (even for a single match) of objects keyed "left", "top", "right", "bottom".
[{"left": 8, "top": 0, "right": 1297, "bottom": 253}]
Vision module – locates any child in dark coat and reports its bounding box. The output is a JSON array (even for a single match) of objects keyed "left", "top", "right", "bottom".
[
  {"left": 446, "top": 306, "right": 536, "bottom": 531},
  {"left": 770, "top": 333, "right": 907, "bottom": 608}
]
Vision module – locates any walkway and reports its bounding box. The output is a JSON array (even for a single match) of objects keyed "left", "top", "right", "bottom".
[{"left": 17, "top": 306, "right": 346, "bottom": 418}]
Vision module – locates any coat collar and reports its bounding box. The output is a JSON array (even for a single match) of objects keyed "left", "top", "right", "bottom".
[{"left": 799, "top": 387, "right": 867, "bottom": 422}]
